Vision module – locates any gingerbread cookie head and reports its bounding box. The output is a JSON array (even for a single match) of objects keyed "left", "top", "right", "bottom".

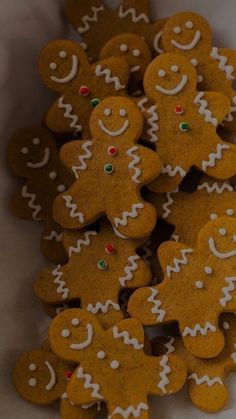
[
  {"left": 13, "top": 349, "right": 72, "bottom": 405},
  {"left": 129, "top": 216, "right": 236, "bottom": 359},
  {"left": 161, "top": 12, "right": 212, "bottom": 56},
  {"left": 144, "top": 52, "right": 197, "bottom": 103}
]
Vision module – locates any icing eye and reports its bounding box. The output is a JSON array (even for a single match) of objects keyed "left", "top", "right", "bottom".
[
  {"left": 50, "top": 62, "right": 57, "bottom": 70},
  {"left": 120, "top": 44, "right": 128, "bottom": 52},
  {"left": 158, "top": 69, "right": 166, "bottom": 78},
  {"left": 210, "top": 213, "right": 218, "bottom": 220},
  {"left": 104, "top": 108, "right": 111, "bottom": 116},
  {"left": 173, "top": 26, "right": 181, "bottom": 34},
  {"left": 119, "top": 109, "right": 127, "bottom": 117},
  {"left": 219, "top": 228, "right": 227, "bottom": 236},
  {"left": 61, "top": 329, "right": 70, "bottom": 338},
  {"left": 59, "top": 50, "right": 67, "bottom": 58},
  {"left": 71, "top": 318, "right": 80, "bottom": 326},
  {"left": 195, "top": 280, "right": 203, "bottom": 289},
  {"left": 97, "top": 259, "right": 107, "bottom": 270},
  {"left": 190, "top": 58, "right": 198, "bottom": 67},
  {"left": 226, "top": 208, "right": 234, "bottom": 216},
  {"left": 97, "top": 351, "right": 106, "bottom": 359},
  {"left": 185, "top": 21, "right": 194, "bottom": 29},
  {"left": 57, "top": 184, "right": 66, "bottom": 193},
  {"left": 29, "top": 363, "right": 37, "bottom": 371},
  {"left": 223, "top": 321, "right": 229, "bottom": 330},
  {"left": 49, "top": 171, "right": 57, "bottom": 180},
  {"left": 133, "top": 49, "right": 141, "bottom": 57},
  {"left": 110, "top": 360, "right": 120, "bottom": 369},
  {"left": 21, "top": 147, "right": 29, "bottom": 155},
  {"left": 171, "top": 65, "right": 179, "bottom": 72},
  {"left": 32, "top": 137, "right": 40, "bottom": 145},
  {"left": 28, "top": 378, "right": 37, "bottom": 387},
  {"left": 204, "top": 266, "right": 213, "bottom": 275}
]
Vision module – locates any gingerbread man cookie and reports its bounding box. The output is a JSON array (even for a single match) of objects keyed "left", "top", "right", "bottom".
[
  {"left": 34, "top": 219, "right": 151, "bottom": 329},
  {"left": 152, "top": 315, "right": 236, "bottom": 412},
  {"left": 148, "top": 177, "right": 236, "bottom": 247},
  {"left": 49, "top": 308, "right": 187, "bottom": 417},
  {"left": 66, "top": 0, "right": 167, "bottom": 61},
  {"left": 129, "top": 216, "right": 236, "bottom": 358},
  {"left": 53, "top": 97, "right": 161, "bottom": 238},
  {"left": 8, "top": 126, "right": 73, "bottom": 263},
  {"left": 100, "top": 33, "right": 152, "bottom": 94},
  {"left": 143, "top": 52, "right": 236, "bottom": 192},
  {"left": 160, "top": 11, "right": 236, "bottom": 131},
  {"left": 39, "top": 39, "right": 130, "bottom": 138}
]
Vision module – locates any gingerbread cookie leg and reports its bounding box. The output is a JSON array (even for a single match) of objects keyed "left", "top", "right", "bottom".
[
  {"left": 10, "top": 184, "right": 42, "bottom": 221},
  {"left": 60, "top": 397, "right": 102, "bottom": 419},
  {"left": 41, "top": 221, "right": 66, "bottom": 264},
  {"left": 188, "top": 377, "right": 228, "bottom": 413}
]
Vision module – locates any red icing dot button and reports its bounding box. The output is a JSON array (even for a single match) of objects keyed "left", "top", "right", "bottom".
[
  {"left": 79, "top": 85, "right": 90, "bottom": 96},
  {"left": 108, "top": 146, "right": 118, "bottom": 156},
  {"left": 65, "top": 371, "right": 73, "bottom": 380},
  {"left": 105, "top": 244, "right": 116, "bottom": 255},
  {"left": 175, "top": 105, "right": 184, "bottom": 115}
]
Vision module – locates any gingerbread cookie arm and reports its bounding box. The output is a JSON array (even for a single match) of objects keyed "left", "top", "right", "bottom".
[
  {"left": 45, "top": 94, "right": 83, "bottom": 135},
  {"left": 148, "top": 162, "right": 190, "bottom": 193},
  {"left": 195, "top": 91, "right": 230, "bottom": 123},
  {"left": 60, "top": 396, "right": 102, "bottom": 419},
  {"left": 60, "top": 140, "right": 93, "bottom": 175},
  {"left": 134, "top": 145, "right": 162, "bottom": 184},
  {"left": 41, "top": 221, "right": 66, "bottom": 264},
  {"left": 10, "top": 183, "right": 42, "bottom": 221},
  {"left": 67, "top": 367, "right": 104, "bottom": 405},
  {"left": 92, "top": 57, "right": 130, "bottom": 93},
  {"left": 66, "top": 0, "right": 107, "bottom": 35},
  {"left": 62, "top": 228, "right": 98, "bottom": 257},
  {"left": 158, "top": 241, "right": 193, "bottom": 276},
  {"left": 146, "top": 18, "right": 168, "bottom": 55},
  {"left": 212, "top": 47, "right": 236, "bottom": 78},
  {"left": 188, "top": 375, "right": 228, "bottom": 412}
]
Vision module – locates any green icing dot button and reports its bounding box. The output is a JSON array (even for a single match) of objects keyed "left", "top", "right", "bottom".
[
  {"left": 179, "top": 122, "right": 190, "bottom": 132},
  {"left": 97, "top": 259, "right": 107, "bottom": 270},
  {"left": 90, "top": 98, "right": 100, "bottom": 107},
  {"left": 104, "top": 163, "right": 114, "bottom": 174}
]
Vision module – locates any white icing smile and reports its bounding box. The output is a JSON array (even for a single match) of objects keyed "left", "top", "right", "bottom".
[
  {"left": 50, "top": 55, "right": 78, "bottom": 84},
  {"left": 156, "top": 74, "right": 188, "bottom": 95},
  {"left": 209, "top": 237, "right": 236, "bottom": 259},
  {"left": 171, "top": 30, "right": 201, "bottom": 51},
  {"left": 27, "top": 148, "right": 50, "bottom": 168},
  {"left": 70, "top": 323, "right": 93, "bottom": 349},
  {"left": 45, "top": 361, "right": 56, "bottom": 391},
  {"left": 98, "top": 119, "right": 129, "bottom": 136}
]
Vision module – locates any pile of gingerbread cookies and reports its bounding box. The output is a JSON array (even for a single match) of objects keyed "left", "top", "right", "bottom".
[{"left": 9, "top": 1, "right": 236, "bottom": 417}]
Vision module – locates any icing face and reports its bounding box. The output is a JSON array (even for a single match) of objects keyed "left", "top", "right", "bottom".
[
  {"left": 156, "top": 64, "right": 188, "bottom": 95},
  {"left": 20, "top": 137, "right": 50, "bottom": 169},
  {"left": 208, "top": 226, "right": 236, "bottom": 259}
]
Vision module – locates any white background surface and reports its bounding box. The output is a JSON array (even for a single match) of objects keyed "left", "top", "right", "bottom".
[{"left": 1, "top": 0, "right": 236, "bottom": 418}]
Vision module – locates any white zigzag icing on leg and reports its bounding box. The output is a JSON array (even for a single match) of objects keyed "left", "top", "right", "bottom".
[
  {"left": 188, "top": 373, "right": 223, "bottom": 386},
  {"left": 112, "top": 326, "right": 144, "bottom": 349},
  {"left": 76, "top": 366, "right": 103, "bottom": 399},
  {"left": 21, "top": 185, "right": 42, "bottom": 220},
  {"left": 114, "top": 203, "right": 144, "bottom": 227},
  {"left": 197, "top": 181, "right": 233, "bottom": 193},
  {"left": 72, "top": 141, "right": 93, "bottom": 178},
  {"left": 183, "top": 322, "right": 217, "bottom": 337},
  {"left": 58, "top": 96, "right": 82, "bottom": 132},
  {"left": 95, "top": 64, "right": 125, "bottom": 91},
  {"left": 164, "top": 337, "right": 176, "bottom": 354},
  {"left": 87, "top": 300, "right": 120, "bottom": 314},
  {"left": 158, "top": 355, "right": 171, "bottom": 394},
  {"left": 201, "top": 143, "right": 230, "bottom": 171},
  {"left": 137, "top": 97, "right": 148, "bottom": 112},
  {"left": 166, "top": 249, "right": 193, "bottom": 278},
  {"left": 108, "top": 403, "right": 149, "bottom": 419},
  {"left": 52, "top": 265, "right": 69, "bottom": 299},
  {"left": 194, "top": 92, "right": 218, "bottom": 126},
  {"left": 118, "top": 5, "right": 150, "bottom": 23},
  {"left": 119, "top": 255, "right": 140, "bottom": 287},
  {"left": 147, "top": 287, "right": 166, "bottom": 321},
  {"left": 162, "top": 189, "right": 178, "bottom": 219},
  {"left": 127, "top": 146, "right": 141, "bottom": 183},
  {"left": 141, "top": 240, "right": 152, "bottom": 266},
  {"left": 220, "top": 276, "right": 236, "bottom": 307},
  {"left": 77, "top": 5, "right": 105, "bottom": 34},
  {"left": 68, "top": 231, "right": 97, "bottom": 257},
  {"left": 147, "top": 105, "right": 159, "bottom": 142},
  {"left": 44, "top": 230, "right": 63, "bottom": 242},
  {"left": 210, "top": 47, "right": 235, "bottom": 80},
  {"left": 63, "top": 196, "right": 85, "bottom": 223},
  {"left": 161, "top": 165, "right": 187, "bottom": 178},
  {"left": 224, "top": 96, "right": 236, "bottom": 122}
]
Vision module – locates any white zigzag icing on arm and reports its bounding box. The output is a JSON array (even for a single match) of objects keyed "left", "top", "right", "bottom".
[
  {"left": 119, "top": 255, "right": 140, "bottom": 287},
  {"left": 158, "top": 355, "right": 171, "bottom": 394},
  {"left": 210, "top": 47, "right": 235, "bottom": 80},
  {"left": 183, "top": 322, "right": 217, "bottom": 337},
  {"left": 108, "top": 403, "right": 149, "bottom": 419},
  {"left": 164, "top": 337, "right": 176, "bottom": 354},
  {"left": 118, "top": 5, "right": 150, "bottom": 23},
  {"left": 220, "top": 276, "right": 236, "bottom": 306},
  {"left": 76, "top": 366, "right": 103, "bottom": 399},
  {"left": 231, "top": 343, "right": 236, "bottom": 363},
  {"left": 63, "top": 196, "right": 85, "bottom": 223},
  {"left": 201, "top": 143, "right": 230, "bottom": 171},
  {"left": 161, "top": 165, "right": 187, "bottom": 178},
  {"left": 44, "top": 230, "right": 63, "bottom": 242},
  {"left": 162, "top": 189, "right": 178, "bottom": 219},
  {"left": 188, "top": 373, "right": 223, "bottom": 386},
  {"left": 21, "top": 185, "right": 42, "bottom": 220},
  {"left": 68, "top": 231, "right": 97, "bottom": 257},
  {"left": 141, "top": 240, "right": 152, "bottom": 266},
  {"left": 114, "top": 203, "right": 144, "bottom": 227},
  {"left": 77, "top": 5, "right": 104, "bottom": 34},
  {"left": 147, "top": 287, "right": 166, "bottom": 321},
  {"left": 58, "top": 96, "right": 82, "bottom": 132},
  {"left": 194, "top": 92, "right": 218, "bottom": 126},
  {"left": 95, "top": 64, "right": 125, "bottom": 91},
  {"left": 52, "top": 265, "right": 69, "bottom": 299},
  {"left": 127, "top": 146, "right": 141, "bottom": 183},
  {"left": 166, "top": 249, "right": 193, "bottom": 278},
  {"left": 197, "top": 181, "right": 233, "bottom": 193},
  {"left": 72, "top": 141, "right": 93, "bottom": 179},
  {"left": 112, "top": 326, "right": 144, "bottom": 349},
  {"left": 224, "top": 96, "right": 236, "bottom": 122},
  {"left": 147, "top": 105, "right": 159, "bottom": 142},
  {"left": 87, "top": 300, "right": 120, "bottom": 314},
  {"left": 137, "top": 97, "right": 148, "bottom": 112}
]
